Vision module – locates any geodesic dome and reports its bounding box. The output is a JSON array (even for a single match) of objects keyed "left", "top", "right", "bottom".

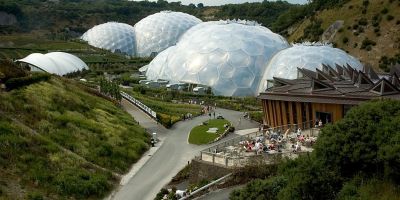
[
  {"left": 258, "top": 44, "right": 363, "bottom": 93},
  {"left": 81, "top": 22, "right": 136, "bottom": 56},
  {"left": 150, "top": 20, "right": 289, "bottom": 97},
  {"left": 17, "top": 52, "right": 88, "bottom": 76},
  {"left": 134, "top": 11, "right": 202, "bottom": 57},
  {"left": 145, "top": 46, "right": 176, "bottom": 81}
]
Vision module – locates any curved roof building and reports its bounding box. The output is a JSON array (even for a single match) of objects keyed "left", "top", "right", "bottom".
[
  {"left": 148, "top": 20, "right": 289, "bottom": 96},
  {"left": 258, "top": 44, "right": 363, "bottom": 93},
  {"left": 134, "top": 11, "right": 202, "bottom": 57},
  {"left": 17, "top": 52, "right": 88, "bottom": 76},
  {"left": 81, "top": 22, "right": 136, "bottom": 55}
]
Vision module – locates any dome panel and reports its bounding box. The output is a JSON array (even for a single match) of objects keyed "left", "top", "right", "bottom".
[
  {"left": 146, "top": 20, "right": 289, "bottom": 96},
  {"left": 81, "top": 22, "right": 136, "bottom": 56},
  {"left": 258, "top": 44, "right": 364, "bottom": 93},
  {"left": 135, "top": 11, "right": 202, "bottom": 57}
]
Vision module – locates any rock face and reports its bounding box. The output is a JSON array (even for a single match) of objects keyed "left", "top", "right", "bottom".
[
  {"left": 322, "top": 20, "right": 344, "bottom": 42},
  {"left": 0, "top": 12, "right": 17, "bottom": 26}
]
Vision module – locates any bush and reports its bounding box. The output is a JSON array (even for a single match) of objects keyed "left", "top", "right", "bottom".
[
  {"left": 54, "top": 168, "right": 111, "bottom": 198},
  {"left": 381, "top": 8, "right": 389, "bottom": 14},
  {"left": 5, "top": 73, "right": 51, "bottom": 90},
  {"left": 361, "top": 38, "right": 376, "bottom": 50},
  {"left": 231, "top": 176, "right": 287, "bottom": 200},
  {"left": 386, "top": 15, "right": 394, "bottom": 21},
  {"left": 358, "top": 18, "right": 368, "bottom": 26},
  {"left": 229, "top": 126, "right": 235, "bottom": 132},
  {"left": 342, "top": 37, "right": 349, "bottom": 44}
]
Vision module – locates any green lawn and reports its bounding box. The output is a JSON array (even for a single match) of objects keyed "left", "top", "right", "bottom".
[{"left": 188, "top": 119, "right": 230, "bottom": 145}]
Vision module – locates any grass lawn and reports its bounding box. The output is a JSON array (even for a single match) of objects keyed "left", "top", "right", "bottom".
[{"left": 189, "top": 119, "right": 230, "bottom": 145}]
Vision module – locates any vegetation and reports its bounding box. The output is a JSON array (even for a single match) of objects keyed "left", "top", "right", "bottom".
[
  {"left": 288, "top": 0, "right": 400, "bottom": 69},
  {"left": 124, "top": 87, "right": 202, "bottom": 128},
  {"left": 99, "top": 78, "right": 122, "bottom": 101},
  {"left": 5, "top": 72, "right": 51, "bottom": 90},
  {"left": 379, "top": 54, "right": 400, "bottom": 72},
  {"left": 230, "top": 99, "right": 400, "bottom": 200},
  {"left": 0, "top": 71, "right": 149, "bottom": 199},
  {"left": 214, "top": 1, "right": 295, "bottom": 28},
  {"left": 123, "top": 85, "right": 262, "bottom": 128},
  {"left": 188, "top": 119, "right": 230, "bottom": 145}
]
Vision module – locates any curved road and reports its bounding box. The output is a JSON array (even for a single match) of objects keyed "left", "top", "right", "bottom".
[{"left": 111, "top": 99, "right": 259, "bottom": 200}]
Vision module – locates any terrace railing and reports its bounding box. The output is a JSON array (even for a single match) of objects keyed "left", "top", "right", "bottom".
[{"left": 121, "top": 91, "right": 157, "bottom": 119}]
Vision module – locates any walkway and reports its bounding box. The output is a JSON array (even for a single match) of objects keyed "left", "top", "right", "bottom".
[{"left": 110, "top": 100, "right": 259, "bottom": 200}]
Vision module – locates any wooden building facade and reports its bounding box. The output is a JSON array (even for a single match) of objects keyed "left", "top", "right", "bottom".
[{"left": 259, "top": 65, "right": 400, "bottom": 129}]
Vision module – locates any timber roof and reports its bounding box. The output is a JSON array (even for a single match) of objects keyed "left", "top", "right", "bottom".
[{"left": 259, "top": 65, "right": 400, "bottom": 105}]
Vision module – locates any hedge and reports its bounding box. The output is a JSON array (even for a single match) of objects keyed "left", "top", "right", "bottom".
[{"left": 5, "top": 73, "right": 51, "bottom": 90}]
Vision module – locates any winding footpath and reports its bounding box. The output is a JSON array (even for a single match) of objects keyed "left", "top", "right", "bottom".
[{"left": 109, "top": 99, "right": 259, "bottom": 200}]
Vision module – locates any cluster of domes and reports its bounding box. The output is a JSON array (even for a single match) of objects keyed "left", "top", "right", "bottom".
[
  {"left": 80, "top": 11, "right": 364, "bottom": 97},
  {"left": 17, "top": 52, "right": 88, "bottom": 76},
  {"left": 81, "top": 11, "right": 202, "bottom": 57},
  {"left": 146, "top": 20, "right": 289, "bottom": 96}
]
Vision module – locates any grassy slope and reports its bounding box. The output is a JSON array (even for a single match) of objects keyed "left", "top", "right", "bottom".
[
  {"left": 288, "top": 0, "right": 400, "bottom": 69},
  {"left": 0, "top": 77, "right": 149, "bottom": 199},
  {"left": 188, "top": 119, "right": 230, "bottom": 145}
]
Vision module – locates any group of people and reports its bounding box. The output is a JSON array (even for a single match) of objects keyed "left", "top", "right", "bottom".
[
  {"left": 315, "top": 119, "right": 324, "bottom": 127},
  {"left": 237, "top": 127, "right": 317, "bottom": 155}
]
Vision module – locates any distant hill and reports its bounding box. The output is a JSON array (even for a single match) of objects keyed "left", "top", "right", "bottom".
[{"left": 286, "top": 0, "right": 400, "bottom": 72}]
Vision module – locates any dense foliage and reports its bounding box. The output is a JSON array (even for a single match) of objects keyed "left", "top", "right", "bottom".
[
  {"left": 215, "top": 1, "right": 295, "bottom": 28},
  {"left": 231, "top": 99, "right": 400, "bottom": 199},
  {"left": 5, "top": 72, "right": 51, "bottom": 90}
]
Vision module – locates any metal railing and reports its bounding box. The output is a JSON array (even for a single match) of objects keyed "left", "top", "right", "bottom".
[{"left": 121, "top": 91, "right": 157, "bottom": 119}]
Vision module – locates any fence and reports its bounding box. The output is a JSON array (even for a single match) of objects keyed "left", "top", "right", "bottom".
[{"left": 121, "top": 91, "right": 157, "bottom": 119}]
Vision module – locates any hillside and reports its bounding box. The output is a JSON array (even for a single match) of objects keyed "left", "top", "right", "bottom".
[
  {"left": 287, "top": 0, "right": 400, "bottom": 71},
  {"left": 0, "top": 65, "right": 149, "bottom": 199}
]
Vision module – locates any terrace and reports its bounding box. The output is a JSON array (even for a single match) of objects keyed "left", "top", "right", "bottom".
[{"left": 199, "top": 121, "right": 320, "bottom": 167}]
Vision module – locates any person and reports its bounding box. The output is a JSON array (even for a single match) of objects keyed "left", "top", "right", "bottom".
[
  {"left": 297, "top": 128, "right": 302, "bottom": 137},
  {"left": 315, "top": 119, "right": 319, "bottom": 128},
  {"left": 150, "top": 138, "right": 155, "bottom": 147},
  {"left": 213, "top": 112, "right": 215, "bottom": 119},
  {"left": 318, "top": 119, "right": 323, "bottom": 127}
]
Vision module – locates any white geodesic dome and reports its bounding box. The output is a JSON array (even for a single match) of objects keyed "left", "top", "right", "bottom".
[
  {"left": 81, "top": 22, "right": 136, "bottom": 56},
  {"left": 151, "top": 20, "right": 289, "bottom": 97},
  {"left": 258, "top": 44, "right": 363, "bottom": 93},
  {"left": 145, "top": 46, "right": 176, "bottom": 81},
  {"left": 134, "top": 11, "right": 202, "bottom": 57},
  {"left": 17, "top": 52, "right": 88, "bottom": 76}
]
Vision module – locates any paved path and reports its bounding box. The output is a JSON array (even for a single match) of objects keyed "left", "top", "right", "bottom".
[{"left": 110, "top": 100, "right": 259, "bottom": 200}]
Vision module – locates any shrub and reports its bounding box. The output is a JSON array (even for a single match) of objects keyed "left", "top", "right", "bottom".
[
  {"left": 386, "top": 15, "right": 394, "bottom": 21},
  {"left": 361, "top": 38, "right": 376, "bottom": 50},
  {"left": 229, "top": 126, "right": 235, "bottom": 132},
  {"left": 362, "top": 0, "right": 369, "bottom": 7},
  {"left": 5, "top": 73, "right": 51, "bottom": 90},
  {"left": 358, "top": 18, "right": 368, "bottom": 26},
  {"left": 342, "top": 37, "right": 349, "bottom": 44},
  {"left": 381, "top": 8, "right": 389, "bottom": 14},
  {"left": 54, "top": 168, "right": 111, "bottom": 198}
]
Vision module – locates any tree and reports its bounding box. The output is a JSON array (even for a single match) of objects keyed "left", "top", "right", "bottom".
[{"left": 197, "top": 3, "right": 204, "bottom": 8}]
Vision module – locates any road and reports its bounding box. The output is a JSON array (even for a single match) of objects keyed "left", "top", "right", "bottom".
[{"left": 111, "top": 99, "right": 259, "bottom": 200}]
